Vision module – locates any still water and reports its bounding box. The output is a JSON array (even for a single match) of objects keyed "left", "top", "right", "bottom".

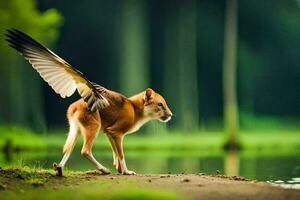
[{"left": 1, "top": 148, "right": 299, "bottom": 184}]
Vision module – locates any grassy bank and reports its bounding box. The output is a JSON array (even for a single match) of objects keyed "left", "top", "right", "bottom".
[
  {"left": 0, "top": 126, "right": 300, "bottom": 151},
  {"left": 1, "top": 167, "right": 300, "bottom": 200},
  {"left": 0, "top": 167, "right": 181, "bottom": 200}
]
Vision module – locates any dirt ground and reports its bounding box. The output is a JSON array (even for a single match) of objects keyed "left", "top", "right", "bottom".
[
  {"left": 0, "top": 168, "right": 300, "bottom": 200},
  {"left": 113, "top": 174, "right": 300, "bottom": 200}
]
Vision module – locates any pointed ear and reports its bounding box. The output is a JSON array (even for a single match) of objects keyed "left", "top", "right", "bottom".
[{"left": 144, "top": 88, "right": 154, "bottom": 102}]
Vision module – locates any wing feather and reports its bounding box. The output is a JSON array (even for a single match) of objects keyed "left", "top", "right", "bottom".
[{"left": 5, "top": 28, "right": 109, "bottom": 111}]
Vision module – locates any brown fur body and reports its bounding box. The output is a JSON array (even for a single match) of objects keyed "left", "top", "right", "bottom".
[{"left": 55, "top": 88, "right": 172, "bottom": 175}]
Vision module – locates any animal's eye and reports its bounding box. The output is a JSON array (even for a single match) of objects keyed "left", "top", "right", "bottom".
[{"left": 158, "top": 103, "right": 163, "bottom": 107}]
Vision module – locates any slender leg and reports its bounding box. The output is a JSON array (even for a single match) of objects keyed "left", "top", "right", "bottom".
[
  {"left": 54, "top": 116, "right": 79, "bottom": 176},
  {"left": 113, "top": 152, "right": 118, "bottom": 167},
  {"left": 80, "top": 124, "right": 110, "bottom": 174},
  {"left": 113, "top": 135, "right": 136, "bottom": 175},
  {"left": 106, "top": 134, "right": 121, "bottom": 172}
]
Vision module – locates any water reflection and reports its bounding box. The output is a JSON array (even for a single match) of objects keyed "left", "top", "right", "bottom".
[
  {"left": 0, "top": 148, "right": 299, "bottom": 182},
  {"left": 224, "top": 151, "right": 239, "bottom": 176},
  {"left": 268, "top": 178, "right": 300, "bottom": 189}
]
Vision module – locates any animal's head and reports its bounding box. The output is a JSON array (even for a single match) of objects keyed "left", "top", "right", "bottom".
[{"left": 143, "top": 88, "right": 173, "bottom": 122}]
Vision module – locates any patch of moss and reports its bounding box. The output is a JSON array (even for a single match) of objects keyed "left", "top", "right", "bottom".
[
  {"left": 0, "top": 168, "right": 182, "bottom": 200},
  {"left": 27, "top": 178, "right": 46, "bottom": 186}
]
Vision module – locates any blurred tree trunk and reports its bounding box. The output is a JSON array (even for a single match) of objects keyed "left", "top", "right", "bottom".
[
  {"left": 118, "top": 0, "right": 149, "bottom": 96},
  {"left": 6, "top": 55, "right": 46, "bottom": 131},
  {"left": 162, "top": 2, "right": 179, "bottom": 131},
  {"left": 119, "top": 0, "right": 165, "bottom": 135},
  {"left": 163, "top": 0, "right": 199, "bottom": 131},
  {"left": 178, "top": 0, "right": 199, "bottom": 131},
  {"left": 7, "top": 55, "right": 27, "bottom": 125},
  {"left": 222, "top": 0, "right": 240, "bottom": 150}
]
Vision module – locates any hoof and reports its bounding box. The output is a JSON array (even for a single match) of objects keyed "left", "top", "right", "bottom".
[
  {"left": 122, "top": 170, "right": 136, "bottom": 175},
  {"left": 53, "top": 162, "right": 63, "bottom": 177},
  {"left": 99, "top": 168, "right": 110, "bottom": 175}
]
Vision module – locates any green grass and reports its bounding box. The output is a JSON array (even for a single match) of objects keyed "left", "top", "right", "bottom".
[
  {"left": 0, "top": 167, "right": 182, "bottom": 200},
  {"left": 0, "top": 126, "right": 45, "bottom": 151},
  {"left": 2, "top": 188, "right": 181, "bottom": 200},
  {"left": 240, "top": 130, "right": 300, "bottom": 150},
  {"left": 45, "top": 131, "right": 225, "bottom": 151},
  {"left": 0, "top": 125, "right": 300, "bottom": 151}
]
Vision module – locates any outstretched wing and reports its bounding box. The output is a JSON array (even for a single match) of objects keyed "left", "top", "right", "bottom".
[{"left": 5, "top": 28, "right": 109, "bottom": 112}]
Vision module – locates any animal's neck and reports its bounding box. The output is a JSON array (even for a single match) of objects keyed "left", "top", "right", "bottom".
[
  {"left": 126, "top": 92, "right": 151, "bottom": 134},
  {"left": 128, "top": 92, "right": 147, "bottom": 121}
]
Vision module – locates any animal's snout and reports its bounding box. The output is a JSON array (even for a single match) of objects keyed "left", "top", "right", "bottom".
[
  {"left": 160, "top": 112, "right": 172, "bottom": 122},
  {"left": 166, "top": 113, "right": 172, "bottom": 118}
]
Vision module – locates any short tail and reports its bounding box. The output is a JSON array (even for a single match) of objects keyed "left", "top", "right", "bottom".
[{"left": 63, "top": 115, "right": 79, "bottom": 154}]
